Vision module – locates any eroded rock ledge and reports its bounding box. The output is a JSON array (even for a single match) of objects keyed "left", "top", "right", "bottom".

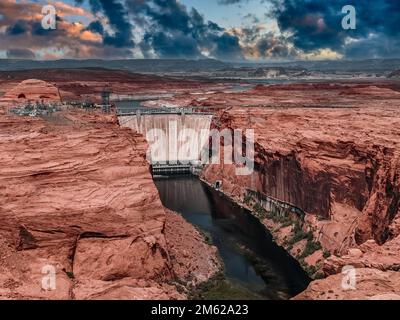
[{"left": 0, "top": 110, "right": 220, "bottom": 300}]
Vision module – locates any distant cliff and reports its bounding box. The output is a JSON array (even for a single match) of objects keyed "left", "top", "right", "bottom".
[
  {"left": 235, "top": 59, "right": 400, "bottom": 73},
  {"left": 0, "top": 58, "right": 230, "bottom": 73}
]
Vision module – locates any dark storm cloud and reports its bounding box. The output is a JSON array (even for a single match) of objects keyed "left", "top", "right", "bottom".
[
  {"left": 148, "top": 32, "right": 200, "bottom": 58},
  {"left": 6, "top": 20, "right": 28, "bottom": 35},
  {"left": 76, "top": 0, "right": 134, "bottom": 48},
  {"left": 96, "top": 0, "right": 134, "bottom": 47},
  {"left": 345, "top": 35, "right": 400, "bottom": 59},
  {"left": 255, "top": 33, "right": 295, "bottom": 58},
  {"left": 6, "top": 48, "right": 36, "bottom": 59},
  {"left": 270, "top": 0, "right": 400, "bottom": 58},
  {"left": 3, "top": 0, "right": 400, "bottom": 60},
  {"left": 74, "top": 0, "right": 243, "bottom": 60},
  {"left": 210, "top": 32, "right": 243, "bottom": 60},
  {"left": 124, "top": 0, "right": 243, "bottom": 60},
  {"left": 85, "top": 21, "right": 104, "bottom": 35},
  {"left": 6, "top": 17, "right": 64, "bottom": 39}
]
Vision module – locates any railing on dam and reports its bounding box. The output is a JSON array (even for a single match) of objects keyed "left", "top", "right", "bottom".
[
  {"left": 152, "top": 164, "right": 192, "bottom": 175},
  {"left": 117, "top": 107, "right": 213, "bottom": 116},
  {"left": 246, "top": 189, "right": 306, "bottom": 222}
]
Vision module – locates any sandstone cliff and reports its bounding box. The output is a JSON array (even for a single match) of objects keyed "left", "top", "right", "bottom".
[
  {"left": 203, "top": 105, "right": 400, "bottom": 249},
  {"left": 200, "top": 83, "right": 400, "bottom": 299},
  {"left": 0, "top": 110, "right": 220, "bottom": 300}
]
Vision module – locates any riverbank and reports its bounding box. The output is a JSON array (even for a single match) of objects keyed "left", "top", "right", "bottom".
[
  {"left": 155, "top": 175, "right": 310, "bottom": 300},
  {"left": 199, "top": 177, "right": 323, "bottom": 278},
  {"left": 164, "top": 209, "right": 222, "bottom": 292},
  {"left": 200, "top": 162, "right": 400, "bottom": 300}
]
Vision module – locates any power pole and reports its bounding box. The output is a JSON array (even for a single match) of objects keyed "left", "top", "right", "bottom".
[{"left": 101, "top": 85, "right": 112, "bottom": 113}]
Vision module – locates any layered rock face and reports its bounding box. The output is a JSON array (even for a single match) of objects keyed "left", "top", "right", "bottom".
[
  {"left": 200, "top": 83, "right": 400, "bottom": 299},
  {"left": 203, "top": 104, "right": 400, "bottom": 251},
  {"left": 0, "top": 110, "right": 219, "bottom": 300},
  {"left": 0, "top": 112, "right": 172, "bottom": 299}
]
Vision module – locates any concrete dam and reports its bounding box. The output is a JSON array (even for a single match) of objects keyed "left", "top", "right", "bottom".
[{"left": 118, "top": 109, "right": 213, "bottom": 173}]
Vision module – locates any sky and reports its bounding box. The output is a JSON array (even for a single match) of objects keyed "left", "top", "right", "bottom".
[{"left": 0, "top": 0, "right": 399, "bottom": 61}]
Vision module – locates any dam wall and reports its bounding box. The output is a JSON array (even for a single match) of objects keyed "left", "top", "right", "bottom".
[{"left": 119, "top": 114, "right": 213, "bottom": 164}]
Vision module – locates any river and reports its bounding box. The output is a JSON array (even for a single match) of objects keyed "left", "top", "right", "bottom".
[{"left": 154, "top": 175, "right": 310, "bottom": 300}]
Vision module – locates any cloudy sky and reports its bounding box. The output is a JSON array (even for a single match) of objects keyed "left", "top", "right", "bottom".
[{"left": 0, "top": 0, "right": 399, "bottom": 61}]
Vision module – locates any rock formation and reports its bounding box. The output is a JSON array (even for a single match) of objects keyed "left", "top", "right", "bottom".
[
  {"left": 1, "top": 79, "right": 61, "bottom": 105},
  {"left": 203, "top": 105, "right": 400, "bottom": 248},
  {"left": 0, "top": 110, "right": 220, "bottom": 300},
  {"left": 199, "top": 83, "right": 400, "bottom": 299},
  {"left": 294, "top": 268, "right": 400, "bottom": 300},
  {"left": 164, "top": 210, "right": 221, "bottom": 286}
]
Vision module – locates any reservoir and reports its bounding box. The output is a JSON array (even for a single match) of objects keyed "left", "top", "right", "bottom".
[{"left": 115, "top": 100, "right": 143, "bottom": 113}]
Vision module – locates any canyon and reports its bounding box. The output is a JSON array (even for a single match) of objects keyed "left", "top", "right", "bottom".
[
  {"left": 0, "top": 94, "right": 221, "bottom": 299},
  {"left": 0, "top": 68, "right": 400, "bottom": 300},
  {"left": 198, "top": 83, "right": 400, "bottom": 299}
]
